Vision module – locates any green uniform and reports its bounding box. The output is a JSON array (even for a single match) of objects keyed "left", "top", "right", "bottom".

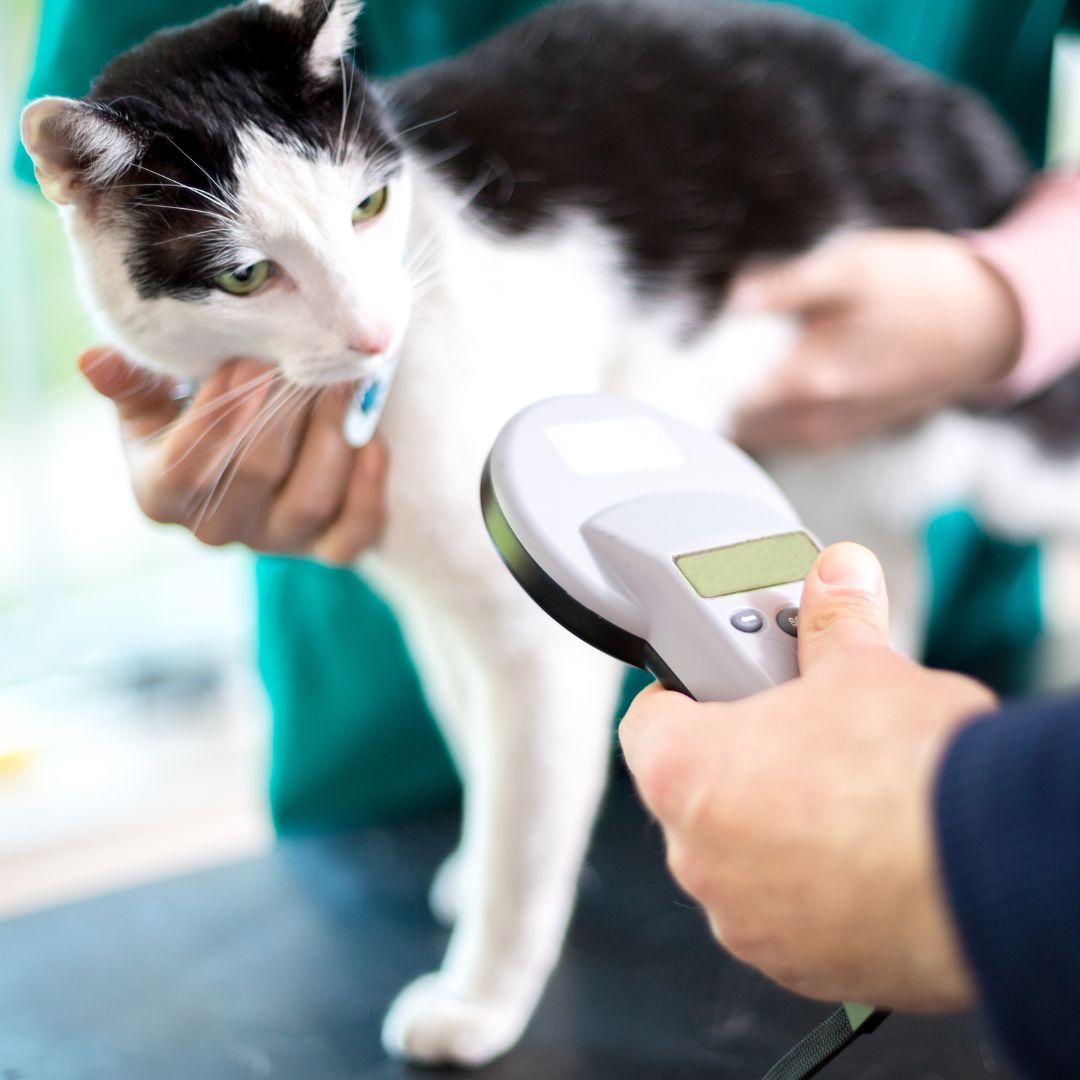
[{"left": 18, "top": 0, "right": 1072, "bottom": 829}]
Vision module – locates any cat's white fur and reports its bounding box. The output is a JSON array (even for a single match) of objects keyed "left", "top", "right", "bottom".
[{"left": 23, "top": 44, "right": 1080, "bottom": 1068}]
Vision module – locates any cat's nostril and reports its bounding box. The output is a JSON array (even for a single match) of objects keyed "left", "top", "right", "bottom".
[{"left": 347, "top": 328, "right": 392, "bottom": 356}]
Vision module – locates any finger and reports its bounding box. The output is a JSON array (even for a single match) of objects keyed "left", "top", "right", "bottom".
[
  {"left": 78, "top": 347, "right": 180, "bottom": 437},
  {"left": 185, "top": 376, "right": 318, "bottom": 546},
  {"left": 619, "top": 686, "right": 718, "bottom": 825},
  {"left": 310, "top": 438, "right": 389, "bottom": 564},
  {"left": 158, "top": 360, "right": 272, "bottom": 492},
  {"left": 734, "top": 345, "right": 853, "bottom": 451},
  {"left": 728, "top": 245, "right": 853, "bottom": 316},
  {"left": 261, "top": 386, "right": 355, "bottom": 550},
  {"left": 735, "top": 399, "right": 863, "bottom": 453},
  {"left": 223, "top": 379, "right": 318, "bottom": 492},
  {"left": 797, "top": 543, "right": 891, "bottom": 673}
]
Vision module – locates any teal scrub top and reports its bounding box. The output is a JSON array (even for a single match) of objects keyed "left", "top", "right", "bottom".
[{"left": 17, "top": 0, "right": 1072, "bottom": 829}]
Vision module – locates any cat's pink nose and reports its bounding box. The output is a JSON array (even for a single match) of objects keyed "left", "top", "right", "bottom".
[{"left": 347, "top": 327, "right": 392, "bottom": 356}]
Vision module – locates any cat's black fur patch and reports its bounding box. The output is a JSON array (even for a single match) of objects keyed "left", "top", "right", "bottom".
[
  {"left": 85, "top": 1, "right": 400, "bottom": 299},
  {"left": 390, "top": 0, "right": 1031, "bottom": 309},
  {"left": 82, "top": 0, "right": 1030, "bottom": 306},
  {"left": 1008, "top": 369, "right": 1080, "bottom": 456},
  {"left": 77, "top": 0, "right": 1067, "bottom": 446}
]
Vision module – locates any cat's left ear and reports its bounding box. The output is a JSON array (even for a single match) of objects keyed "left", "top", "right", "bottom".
[
  {"left": 21, "top": 97, "right": 143, "bottom": 206},
  {"left": 258, "top": 0, "right": 364, "bottom": 79},
  {"left": 306, "top": 0, "right": 364, "bottom": 79}
]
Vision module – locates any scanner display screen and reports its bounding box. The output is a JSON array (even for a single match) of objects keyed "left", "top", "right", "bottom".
[{"left": 675, "top": 532, "right": 818, "bottom": 598}]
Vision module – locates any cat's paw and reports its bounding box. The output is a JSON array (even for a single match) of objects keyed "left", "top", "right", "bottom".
[
  {"left": 428, "top": 850, "right": 463, "bottom": 927},
  {"left": 381, "top": 973, "right": 530, "bottom": 1067}
]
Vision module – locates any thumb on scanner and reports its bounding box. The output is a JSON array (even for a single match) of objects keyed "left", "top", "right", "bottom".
[{"left": 797, "top": 542, "right": 891, "bottom": 672}]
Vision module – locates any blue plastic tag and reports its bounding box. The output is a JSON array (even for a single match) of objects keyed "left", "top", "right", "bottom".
[{"left": 343, "top": 355, "right": 399, "bottom": 447}]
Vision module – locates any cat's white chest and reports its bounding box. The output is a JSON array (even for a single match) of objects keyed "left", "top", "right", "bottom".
[
  {"left": 379, "top": 208, "right": 624, "bottom": 526},
  {"left": 377, "top": 180, "right": 797, "bottom": 535}
]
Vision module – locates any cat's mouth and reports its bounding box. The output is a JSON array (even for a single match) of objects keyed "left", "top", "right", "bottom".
[{"left": 291, "top": 349, "right": 396, "bottom": 388}]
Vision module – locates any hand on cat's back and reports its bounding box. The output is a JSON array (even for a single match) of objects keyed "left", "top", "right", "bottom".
[
  {"left": 78, "top": 347, "right": 388, "bottom": 562},
  {"left": 732, "top": 229, "right": 1022, "bottom": 451}
]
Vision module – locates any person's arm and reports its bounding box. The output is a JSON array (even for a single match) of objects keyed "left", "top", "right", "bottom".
[
  {"left": 935, "top": 694, "right": 1080, "bottom": 1079},
  {"left": 619, "top": 543, "right": 991, "bottom": 1011},
  {"left": 732, "top": 172, "right": 1080, "bottom": 451},
  {"left": 619, "top": 541, "right": 1080, "bottom": 1076},
  {"left": 967, "top": 171, "right": 1080, "bottom": 403}
]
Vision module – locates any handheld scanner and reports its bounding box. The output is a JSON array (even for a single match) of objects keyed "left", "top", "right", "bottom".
[
  {"left": 481, "top": 394, "right": 889, "bottom": 1079},
  {"left": 481, "top": 394, "right": 818, "bottom": 700}
]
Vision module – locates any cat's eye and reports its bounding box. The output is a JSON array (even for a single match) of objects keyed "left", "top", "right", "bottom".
[
  {"left": 214, "top": 260, "right": 273, "bottom": 296},
  {"left": 352, "top": 187, "right": 388, "bottom": 224}
]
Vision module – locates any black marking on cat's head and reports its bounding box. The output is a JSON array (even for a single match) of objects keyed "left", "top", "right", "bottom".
[{"left": 21, "top": 0, "right": 400, "bottom": 300}]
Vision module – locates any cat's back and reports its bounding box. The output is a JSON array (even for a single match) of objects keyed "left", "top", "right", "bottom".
[{"left": 389, "top": 0, "right": 1028, "bottom": 299}]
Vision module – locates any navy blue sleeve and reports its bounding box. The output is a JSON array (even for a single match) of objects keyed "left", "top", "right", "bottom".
[{"left": 934, "top": 694, "right": 1080, "bottom": 1079}]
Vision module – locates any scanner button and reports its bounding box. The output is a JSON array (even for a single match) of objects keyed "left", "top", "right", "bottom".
[
  {"left": 776, "top": 607, "right": 800, "bottom": 637},
  {"left": 730, "top": 609, "right": 764, "bottom": 633}
]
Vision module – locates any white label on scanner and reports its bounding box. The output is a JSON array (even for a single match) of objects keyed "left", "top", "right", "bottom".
[{"left": 547, "top": 417, "right": 684, "bottom": 475}]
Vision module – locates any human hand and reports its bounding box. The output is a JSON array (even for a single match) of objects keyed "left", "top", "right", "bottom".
[
  {"left": 732, "top": 230, "right": 1022, "bottom": 451},
  {"left": 79, "top": 347, "right": 388, "bottom": 562},
  {"left": 619, "top": 542, "right": 996, "bottom": 1011}
]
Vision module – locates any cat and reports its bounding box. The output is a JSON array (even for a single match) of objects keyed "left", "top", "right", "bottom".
[{"left": 21, "top": 0, "right": 1080, "bottom": 1066}]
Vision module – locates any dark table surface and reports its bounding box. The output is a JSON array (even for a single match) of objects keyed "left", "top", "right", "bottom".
[{"left": 1, "top": 766, "right": 1012, "bottom": 1080}]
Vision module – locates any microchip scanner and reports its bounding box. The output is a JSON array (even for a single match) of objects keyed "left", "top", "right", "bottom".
[
  {"left": 480, "top": 393, "right": 888, "bottom": 1080},
  {"left": 481, "top": 393, "right": 818, "bottom": 700}
]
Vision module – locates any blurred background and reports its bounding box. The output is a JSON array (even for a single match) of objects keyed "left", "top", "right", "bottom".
[
  {"left": 2, "top": 0, "right": 1079, "bottom": 919},
  {"left": 1, "top": 0, "right": 272, "bottom": 918}
]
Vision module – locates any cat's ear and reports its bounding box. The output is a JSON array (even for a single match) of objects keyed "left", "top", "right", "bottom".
[
  {"left": 257, "top": 0, "right": 363, "bottom": 79},
  {"left": 270, "top": 0, "right": 364, "bottom": 77},
  {"left": 309, "top": 0, "right": 363, "bottom": 77},
  {"left": 21, "top": 97, "right": 143, "bottom": 206}
]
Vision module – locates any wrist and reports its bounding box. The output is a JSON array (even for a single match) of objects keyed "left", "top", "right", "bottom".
[
  {"left": 964, "top": 172, "right": 1080, "bottom": 405},
  {"left": 962, "top": 249, "right": 1024, "bottom": 388},
  {"left": 895, "top": 709, "right": 980, "bottom": 1011}
]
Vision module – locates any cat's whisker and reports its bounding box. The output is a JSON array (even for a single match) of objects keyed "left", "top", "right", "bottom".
[
  {"left": 405, "top": 236, "right": 443, "bottom": 272},
  {"left": 78, "top": 346, "right": 128, "bottom": 374},
  {"left": 406, "top": 252, "right": 445, "bottom": 286},
  {"left": 134, "top": 162, "right": 235, "bottom": 212},
  {"left": 334, "top": 24, "right": 354, "bottom": 165},
  {"left": 392, "top": 111, "right": 458, "bottom": 145},
  {"left": 135, "top": 202, "right": 235, "bottom": 225},
  {"left": 111, "top": 370, "right": 174, "bottom": 403},
  {"left": 405, "top": 257, "right": 441, "bottom": 289},
  {"left": 357, "top": 68, "right": 370, "bottom": 135},
  {"left": 133, "top": 371, "right": 279, "bottom": 453},
  {"left": 96, "top": 94, "right": 236, "bottom": 212},
  {"left": 413, "top": 138, "right": 475, "bottom": 173},
  {"left": 409, "top": 271, "right": 444, "bottom": 297},
  {"left": 128, "top": 163, "right": 235, "bottom": 216},
  {"left": 149, "top": 225, "right": 232, "bottom": 248},
  {"left": 181, "top": 385, "right": 296, "bottom": 531},
  {"left": 195, "top": 382, "right": 314, "bottom": 528},
  {"left": 155, "top": 132, "right": 239, "bottom": 210}
]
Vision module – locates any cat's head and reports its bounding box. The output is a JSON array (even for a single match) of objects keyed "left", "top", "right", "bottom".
[{"left": 21, "top": 0, "right": 413, "bottom": 387}]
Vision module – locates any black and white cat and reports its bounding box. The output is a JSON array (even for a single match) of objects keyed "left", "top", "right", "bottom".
[{"left": 21, "top": 0, "right": 1080, "bottom": 1066}]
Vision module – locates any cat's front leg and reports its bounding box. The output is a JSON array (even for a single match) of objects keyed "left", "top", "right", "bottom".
[{"left": 381, "top": 616, "right": 622, "bottom": 1067}]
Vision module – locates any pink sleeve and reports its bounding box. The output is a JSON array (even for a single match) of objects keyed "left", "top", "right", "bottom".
[{"left": 966, "top": 171, "right": 1080, "bottom": 404}]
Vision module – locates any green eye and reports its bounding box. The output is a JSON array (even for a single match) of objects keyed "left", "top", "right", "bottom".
[
  {"left": 352, "top": 186, "right": 388, "bottom": 224},
  {"left": 214, "top": 260, "right": 272, "bottom": 295}
]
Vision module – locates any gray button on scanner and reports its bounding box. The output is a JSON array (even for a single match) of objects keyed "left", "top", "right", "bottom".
[
  {"left": 730, "top": 609, "right": 764, "bottom": 633},
  {"left": 777, "top": 607, "right": 799, "bottom": 636}
]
